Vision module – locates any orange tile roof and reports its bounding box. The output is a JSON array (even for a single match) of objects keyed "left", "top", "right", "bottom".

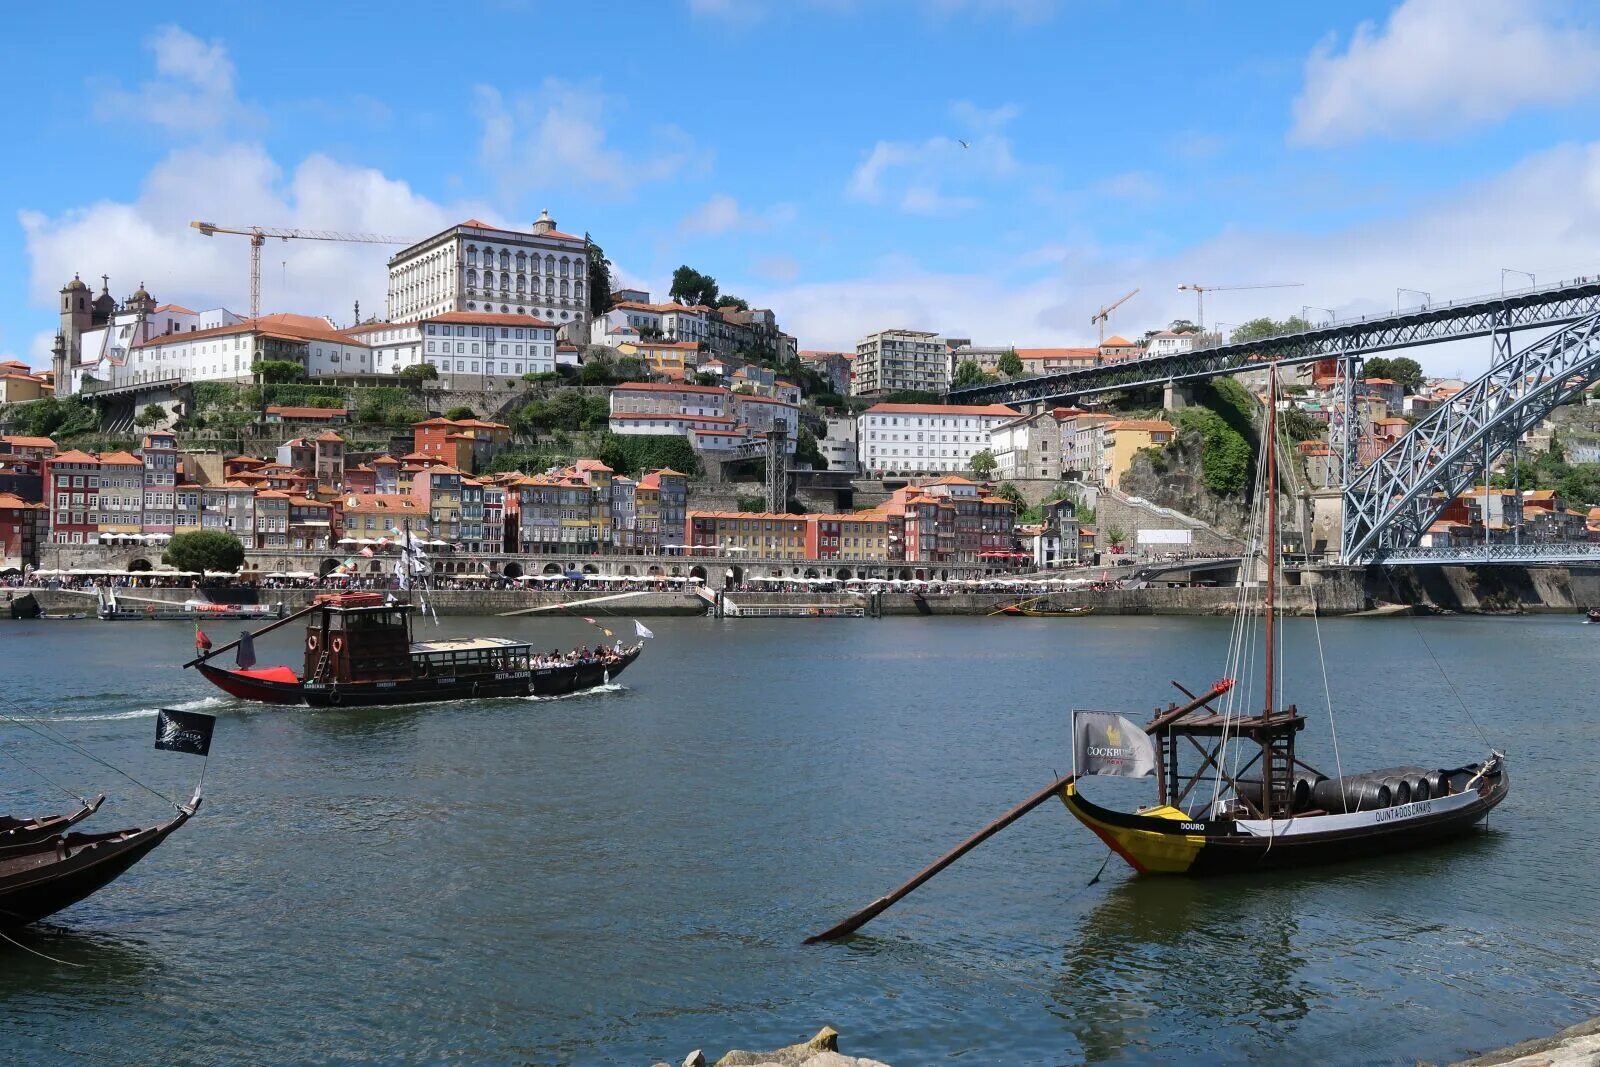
[
  {"left": 267, "top": 405, "right": 349, "bottom": 418},
  {"left": 1, "top": 436, "right": 56, "bottom": 449},
  {"left": 424, "top": 311, "right": 555, "bottom": 328},
  {"left": 50, "top": 449, "right": 100, "bottom": 464},
  {"left": 612, "top": 381, "right": 728, "bottom": 396},
  {"left": 1107, "top": 419, "right": 1175, "bottom": 432},
  {"left": 98, "top": 451, "right": 143, "bottom": 465}
]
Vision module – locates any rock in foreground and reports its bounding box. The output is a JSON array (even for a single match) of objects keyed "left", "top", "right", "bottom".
[{"left": 653, "top": 1027, "right": 891, "bottom": 1067}]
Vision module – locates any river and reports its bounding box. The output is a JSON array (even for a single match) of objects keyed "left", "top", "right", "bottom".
[{"left": 1, "top": 614, "right": 1596, "bottom": 1064}]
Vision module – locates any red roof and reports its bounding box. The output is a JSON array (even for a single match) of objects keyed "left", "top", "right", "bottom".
[
  {"left": 267, "top": 405, "right": 349, "bottom": 419},
  {"left": 612, "top": 382, "right": 727, "bottom": 396},
  {"left": 424, "top": 311, "right": 555, "bottom": 328}
]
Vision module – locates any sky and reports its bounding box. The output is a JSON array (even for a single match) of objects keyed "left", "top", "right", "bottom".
[{"left": 8, "top": 0, "right": 1600, "bottom": 376}]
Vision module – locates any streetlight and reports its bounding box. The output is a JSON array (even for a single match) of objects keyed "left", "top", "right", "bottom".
[
  {"left": 1303, "top": 305, "right": 1335, "bottom": 327},
  {"left": 1501, "top": 268, "right": 1535, "bottom": 296},
  {"left": 1214, "top": 322, "right": 1239, "bottom": 342},
  {"left": 1396, "top": 288, "right": 1431, "bottom": 312}
]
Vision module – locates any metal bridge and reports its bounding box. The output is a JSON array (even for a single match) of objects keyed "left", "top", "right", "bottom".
[
  {"left": 948, "top": 276, "right": 1600, "bottom": 406},
  {"left": 1342, "top": 309, "right": 1600, "bottom": 563}
]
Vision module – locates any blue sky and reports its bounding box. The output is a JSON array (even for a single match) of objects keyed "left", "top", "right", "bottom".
[{"left": 8, "top": 0, "right": 1600, "bottom": 374}]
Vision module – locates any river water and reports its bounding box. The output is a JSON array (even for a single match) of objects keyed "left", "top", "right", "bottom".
[{"left": 0, "top": 614, "right": 1595, "bottom": 1065}]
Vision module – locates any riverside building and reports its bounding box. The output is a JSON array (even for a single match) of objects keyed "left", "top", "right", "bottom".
[
  {"left": 852, "top": 329, "right": 948, "bottom": 398},
  {"left": 857, "top": 402, "right": 1021, "bottom": 477}
]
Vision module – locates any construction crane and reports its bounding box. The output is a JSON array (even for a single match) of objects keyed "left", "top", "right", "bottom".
[
  {"left": 1176, "top": 282, "right": 1303, "bottom": 332},
  {"left": 190, "top": 221, "right": 416, "bottom": 320},
  {"left": 1091, "top": 288, "right": 1139, "bottom": 345}
]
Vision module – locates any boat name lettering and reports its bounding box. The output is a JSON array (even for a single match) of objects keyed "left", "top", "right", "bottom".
[
  {"left": 1375, "top": 800, "right": 1431, "bottom": 822},
  {"left": 495, "top": 672, "right": 531, "bottom": 681},
  {"left": 1180, "top": 822, "right": 1206, "bottom": 833}
]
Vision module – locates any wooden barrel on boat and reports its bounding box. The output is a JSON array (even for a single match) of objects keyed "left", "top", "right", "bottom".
[
  {"left": 1379, "top": 776, "right": 1411, "bottom": 805},
  {"left": 1424, "top": 769, "right": 1452, "bottom": 797},
  {"left": 1403, "top": 772, "right": 1430, "bottom": 801},
  {"left": 1312, "top": 776, "right": 1393, "bottom": 813}
]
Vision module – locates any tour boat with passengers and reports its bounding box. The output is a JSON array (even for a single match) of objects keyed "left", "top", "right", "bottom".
[{"left": 187, "top": 591, "right": 641, "bottom": 707}]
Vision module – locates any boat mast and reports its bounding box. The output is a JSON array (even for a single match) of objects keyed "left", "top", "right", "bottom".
[{"left": 1264, "top": 364, "right": 1277, "bottom": 720}]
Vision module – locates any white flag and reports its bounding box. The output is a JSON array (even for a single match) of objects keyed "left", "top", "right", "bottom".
[
  {"left": 634, "top": 620, "right": 655, "bottom": 639},
  {"left": 1072, "top": 711, "right": 1158, "bottom": 778}
]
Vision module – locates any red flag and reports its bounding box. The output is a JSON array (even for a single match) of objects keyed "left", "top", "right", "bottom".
[
  {"left": 195, "top": 623, "right": 213, "bottom": 652},
  {"left": 359, "top": 547, "right": 375, "bottom": 558}
]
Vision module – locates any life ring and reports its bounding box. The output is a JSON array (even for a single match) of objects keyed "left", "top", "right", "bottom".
[
  {"left": 331, "top": 636, "right": 344, "bottom": 654},
  {"left": 307, "top": 634, "right": 320, "bottom": 652},
  {"left": 417, "top": 659, "right": 429, "bottom": 678},
  {"left": 328, "top": 688, "right": 342, "bottom": 705},
  {"left": 145, "top": 604, "right": 155, "bottom": 616}
]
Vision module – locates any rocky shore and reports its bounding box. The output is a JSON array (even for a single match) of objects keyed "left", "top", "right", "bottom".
[
  {"left": 655, "top": 1028, "right": 889, "bottom": 1067},
  {"left": 1448, "top": 1015, "right": 1600, "bottom": 1066}
]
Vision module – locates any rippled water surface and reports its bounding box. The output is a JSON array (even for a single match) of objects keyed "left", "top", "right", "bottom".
[{"left": 1, "top": 614, "right": 1596, "bottom": 1064}]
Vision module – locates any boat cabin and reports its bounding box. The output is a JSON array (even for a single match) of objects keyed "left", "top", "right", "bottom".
[
  {"left": 1151, "top": 700, "right": 1307, "bottom": 819},
  {"left": 304, "top": 597, "right": 416, "bottom": 683}
]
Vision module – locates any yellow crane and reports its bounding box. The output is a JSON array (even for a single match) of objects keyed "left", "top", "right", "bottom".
[
  {"left": 1091, "top": 288, "right": 1139, "bottom": 345},
  {"left": 190, "top": 221, "right": 416, "bottom": 320},
  {"left": 1176, "top": 281, "right": 1303, "bottom": 332}
]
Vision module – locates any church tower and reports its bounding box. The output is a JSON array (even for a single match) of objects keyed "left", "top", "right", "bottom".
[{"left": 56, "top": 274, "right": 92, "bottom": 395}]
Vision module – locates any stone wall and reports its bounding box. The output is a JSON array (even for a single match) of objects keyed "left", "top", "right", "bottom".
[{"left": 1092, "top": 489, "right": 1246, "bottom": 556}]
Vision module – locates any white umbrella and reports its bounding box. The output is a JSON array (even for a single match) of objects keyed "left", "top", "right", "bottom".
[{"left": 337, "top": 537, "right": 358, "bottom": 545}]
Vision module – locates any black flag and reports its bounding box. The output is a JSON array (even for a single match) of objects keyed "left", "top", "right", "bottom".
[
  {"left": 154, "top": 709, "right": 216, "bottom": 756},
  {"left": 236, "top": 630, "right": 257, "bottom": 670}
]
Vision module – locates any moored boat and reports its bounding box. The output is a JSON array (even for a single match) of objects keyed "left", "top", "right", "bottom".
[
  {"left": 998, "top": 604, "right": 1094, "bottom": 617},
  {"left": 0, "top": 796, "right": 104, "bottom": 850},
  {"left": 190, "top": 591, "right": 641, "bottom": 707}
]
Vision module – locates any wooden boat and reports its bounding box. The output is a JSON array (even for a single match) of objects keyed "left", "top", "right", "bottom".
[
  {"left": 188, "top": 591, "right": 640, "bottom": 707},
  {"left": 0, "top": 796, "right": 104, "bottom": 849},
  {"left": 0, "top": 802, "right": 198, "bottom": 928},
  {"left": 1059, "top": 365, "right": 1507, "bottom": 875},
  {"left": 1586, "top": 608, "right": 1600, "bottom": 624},
  {"left": 998, "top": 603, "right": 1094, "bottom": 618}
]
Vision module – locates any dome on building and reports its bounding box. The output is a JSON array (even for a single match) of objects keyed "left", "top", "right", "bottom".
[
  {"left": 130, "top": 282, "right": 151, "bottom": 302},
  {"left": 64, "top": 274, "right": 88, "bottom": 292}
]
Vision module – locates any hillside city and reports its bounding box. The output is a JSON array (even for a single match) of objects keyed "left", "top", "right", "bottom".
[{"left": 4, "top": 211, "right": 1600, "bottom": 582}]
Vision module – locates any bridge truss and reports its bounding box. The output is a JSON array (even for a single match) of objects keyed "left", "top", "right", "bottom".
[
  {"left": 1343, "top": 311, "right": 1600, "bottom": 563},
  {"left": 948, "top": 279, "right": 1600, "bottom": 406}
]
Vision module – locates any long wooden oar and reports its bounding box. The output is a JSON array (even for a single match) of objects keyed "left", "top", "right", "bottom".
[
  {"left": 181, "top": 601, "right": 320, "bottom": 668},
  {"left": 805, "top": 678, "right": 1235, "bottom": 943}
]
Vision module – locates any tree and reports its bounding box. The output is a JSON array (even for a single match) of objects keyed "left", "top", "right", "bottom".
[
  {"left": 1075, "top": 502, "right": 1096, "bottom": 524},
  {"left": 1231, "top": 316, "right": 1311, "bottom": 343},
  {"left": 997, "top": 349, "right": 1024, "bottom": 377},
  {"left": 1363, "top": 356, "right": 1424, "bottom": 390},
  {"left": 970, "top": 449, "right": 998, "bottom": 479},
  {"left": 578, "top": 359, "right": 614, "bottom": 385},
  {"left": 163, "top": 530, "right": 245, "bottom": 575},
  {"left": 1107, "top": 527, "right": 1127, "bottom": 547},
  {"left": 718, "top": 294, "right": 750, "bottom": 311},
  {"left": 444, "top": 405, "right": 476, "bottom": 421},
  {"left": 669, "top": 265, "right": 719, "bottom": 307},
  {"left": 995, "top": 481, "right": 1027, "bottom": 509},
  {"left": 1167, "top": 319, "right": 1200, "bottom": 334},
  {"left": 796, "top": 426, "right": 826, "bottom": 470},
  {"left": 586, "top": 238, "right": 614, "bottom": 317},
  {"left": 135, "top": 403, "right": 166, "bottom": 428},
  {"left": 613, "top": 357, "right": 648, "bottom": 382},
  {"left": 251, "top": 359, "right": 305, "bottom": 384},
  {"left": 953, "top": 359, "right": 997, "bottom": 388},
  {"left": 399, "top": 363, "right": 438, "bottom": 383}
]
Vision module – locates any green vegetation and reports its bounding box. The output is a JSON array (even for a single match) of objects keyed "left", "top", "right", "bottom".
[
  {"left": 578, "top": 359, "right": 614, "bottom": 385},
  {"left": 484, "top": 447, "right": 575, "bottom": 475},
  {"left": 1106, "top": 527, "right": 1127, "bottom": 547},
  {"left": 670, "top": 265, "right": 719, "bottom": 307},
  {"left": 1490, "top": 441, "right": 1600, "bottom": 508},
  {"left": 597, "top": 433, "right": 698, "bottom": 477},
  {"left": 251, "top": 359, "right": 306, "bottom": 384},
  {"left": 953, "top": 360, "right": 997, "bottom": 388},
  {"left": 795, "top": 426, "right": 825, "bottom": 470},
  {"left": 523, "top": 370, "right": 562, "bottom": 384},
  {"left": 163, "top": 530, "right": 245, "bottom": 574},
  {"left": 355, "top": 387, "right": 426, "bottom": 427},
  {"left": 444, "top": 405, "right": 477, "bottom": 421},
  {"left": 736, "top": 495, "right": 766, "bottom": 512},
  {"left": 587, "top": 238, "right": 615, "bottom": 317},
  {"left": 258, "top": 383, "right": 345, "bottom": 408},
  {"left": 1175, "top": 407, "right": 1253, "bottom": 495},
  {"left": 969, "top": 449, "right": 998, "bottom": 479},
  {"left": 718, "top": 294, "right": 750, "bottom": 311},
  {"left": 1076, "top": 502, "right": 1096, "bottom": 524},
  {"left": 881, "top": 390, "right": 943, "bottom": 405},
  {"left": 399, "top": 363, "right": 438, "bottom": 383},
  {"left": 1279, "top": 406, "right": 1323, "bottom": 442},
  {"left": 135, "top": 403, "right": 166, "bottom": 428},
  {"left": 511, "top": 390, "right": 610, "bottom": 434},
  {"left": 1, "top": 396, "right": 100, "bottom": 439},
  {"left": 1230, "top": 316, "right": 1312, "bottom": 343},
  {"left": 614, "top": 357, "right": 648, "bottom": 382},
  {"left": 1362, "top": 355, "right": 1424, "bottom": 390},
  {"left": 997, "top": 349, "right": 1023, "bottom": 377}
]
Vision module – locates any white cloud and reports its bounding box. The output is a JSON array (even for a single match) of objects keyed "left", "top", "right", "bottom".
[
  {"left": 754, "top": 139, "right": 1600, "bottom": 376},
  {"left": 20, "top": 144, "right": 490, "bottom": 325},
  {"left": 92, "top": 25, "right": 258, "bottom": 133},
  {"left": 474, "top": 81, "right": 704, "bottom": 202},
  {"left": 847, "top": 100, "right": 1020, "bottom": 214},
  {"left": 1291, "top": 0, "right": 1600, "bottom": 145},
  {"left": 676, "top": 194, "right": 797, "bottom": 236}
]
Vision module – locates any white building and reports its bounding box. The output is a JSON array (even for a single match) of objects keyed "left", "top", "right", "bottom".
[
  {"left": 819, "top": 417, "right": 858, "bottom": 473},
  {"left": 1144, "top": 330, "right": 1195, "bottom": 358},
  {"left": 80, "top": 312, "right": 365, "bottom": 391},
  {"left": 386, "top": 211, "right": 590, "bottom": 336},
  {"left": 988, "top": 409, "right": 1065, "bottom": 480},
  {"left": 63, "top": 283, "right": 249, "bottom": 392},
  {"left": 852, "top": 329, "right": 948, "bottom": 397},
  {"left": 348, "top": 312, "right": 558, "bottom": 385},
  {"left": 857, "top": 402, "right": 1020, "bottom": 476}
]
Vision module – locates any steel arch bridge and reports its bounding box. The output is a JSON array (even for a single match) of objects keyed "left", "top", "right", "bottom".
[{"left": 1342, "top": 310, "right": 1600, "bottom": 563}]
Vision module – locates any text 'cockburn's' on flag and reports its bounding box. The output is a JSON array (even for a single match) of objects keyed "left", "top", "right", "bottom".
[
  {"left": 154, "top": 708, "right": 217, "bottom": 757},
  {"left": 1072, "top": 710, "right": 1157, "bottom": 779}
]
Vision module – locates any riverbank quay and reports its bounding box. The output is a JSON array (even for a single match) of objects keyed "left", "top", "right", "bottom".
[
  {"left": 14, "top": 582, "right": 1369, "bottom": 617},
  {"left": 1448, "top": 1015, "right": 1600, "bottom": 1066}
]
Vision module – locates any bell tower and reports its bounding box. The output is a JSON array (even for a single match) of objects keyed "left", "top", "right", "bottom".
[{"left": 56, "top": 274, "right": 92, "bottom": 395}]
